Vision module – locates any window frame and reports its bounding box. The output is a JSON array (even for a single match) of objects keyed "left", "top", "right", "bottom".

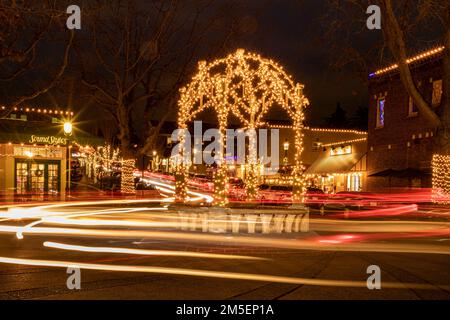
[
  {"left": 432, "top": 79, "right": 443, "bottom": 107},
  {"left": 407, "top": 96, "right": 418, "bottom": 117}
]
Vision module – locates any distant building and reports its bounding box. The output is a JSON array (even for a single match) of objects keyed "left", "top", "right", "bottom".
[
  {"left": 367, "top": 46, "right": 444, "bottom": 190},
  {"left": 270, "top": 123, "right": 367, "bottom": 193},
  {"left": 155, "top": 120, "right": 368, "bottom": 193}
]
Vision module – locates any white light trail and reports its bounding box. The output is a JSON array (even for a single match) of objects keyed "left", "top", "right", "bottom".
[
  {"left": 0, "top": 225, "right": 449, "bottom": 255},
  {"left": 43, "top": 241, "right": 267, "bottom": 261},
  {"left": 0, "top": 256, "right": 447, "bottom": 290}
]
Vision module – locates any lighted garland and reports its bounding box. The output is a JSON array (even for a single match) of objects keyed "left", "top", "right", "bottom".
[
  {"left": 372, "top": 46, "right": 444, "bottom": 77},
  {"left": 432, "top": 154, "right": 450, "bottom": 204},
  {"left": 213, "top": 164, "right": 229, "bottom": 206},
  {"left": 177, "top": 49, "right": 309, "bottom": 205}
]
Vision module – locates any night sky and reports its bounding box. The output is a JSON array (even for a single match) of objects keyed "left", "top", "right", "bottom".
[
  {"left": 225, "top": 0, "right": 371, "bottom": 125},
  {"left": 2, "top": 0, "right": 382, "bottom": 128}
]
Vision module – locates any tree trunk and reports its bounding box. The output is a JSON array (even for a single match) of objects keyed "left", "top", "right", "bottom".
[
  {"left": 437, "top": 27, "right": 450, "bottom": 155},
  {"left": 118, "top": 101, "right": 136, "bottom": 194}
]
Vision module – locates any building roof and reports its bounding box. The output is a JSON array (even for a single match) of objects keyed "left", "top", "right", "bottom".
[
  {"left": 369, "top": 46, "right": 445, "bottom": 78},
  {"left": 0, "top": 105, "right": 74, "bottom": 116},
  {"left": 268, "top": 123, "right": 368, "bottom": 135},
  {"left": 0, "top": 119, "right": 103, "bottom": 146}
]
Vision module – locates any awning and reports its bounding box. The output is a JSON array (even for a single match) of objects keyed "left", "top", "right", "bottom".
[
  {"left": 305, "top": 153, "right": 364, "bottom": 175},
  {"left": 369, "top": 168, "right": 431, "bottom": 178}
]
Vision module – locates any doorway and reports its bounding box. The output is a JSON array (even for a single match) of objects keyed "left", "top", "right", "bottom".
[{"left": 15, "top": 159, "right": 61, "bottom": 196}]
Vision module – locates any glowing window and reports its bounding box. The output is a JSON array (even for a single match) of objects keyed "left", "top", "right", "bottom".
[
  {"left": 330, "top": 145, "right": 352, "bottom": 156},
  {"left": 376, "top": 98, "right": 385, "bottom": 127},
  {"left": 408, "top": 97, "right": 418, "bottom": 117}
]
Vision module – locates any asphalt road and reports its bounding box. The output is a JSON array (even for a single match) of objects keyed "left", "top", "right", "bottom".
[{"left": 0, "top": 202, "right": 449, "bottom": 300}]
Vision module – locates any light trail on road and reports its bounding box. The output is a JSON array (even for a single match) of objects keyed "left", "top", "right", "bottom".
[
  {"left": 0, "top": 177, "right": 449, "bottom": 293},
  {"left": 43, "top": 241, "right": 267, "bottom": 261},
  {"left": 0, "top": 256, "right": 448, "bottom": 290}
]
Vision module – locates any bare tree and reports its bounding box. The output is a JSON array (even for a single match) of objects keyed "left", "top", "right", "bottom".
[
  {"left": 0, "top": 1, "right": 74, "bottom": 108},
  {"left": 77, "top": 0, "right": 243, "bottom": 162},
  {"left": 324, "top": 0, "right": 450, "bottom": 152}
]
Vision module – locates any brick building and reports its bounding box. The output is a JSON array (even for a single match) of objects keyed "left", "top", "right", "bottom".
[
  {"left": 155, "top": 121, "right": 368, "bottom": 193},
  {"left": 367, "top": 47, "right": 444, "bottom": 190},
  {"left": 0, "top": 105, "right": 103, "bottom": 201}
]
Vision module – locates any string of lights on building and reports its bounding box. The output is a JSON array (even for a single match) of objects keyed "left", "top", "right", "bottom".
[
  {"left": 369, "top": 46, "right": 445, "bottom": 77},
  {"left": 1, "top": 105, "right": 74, "bottom": 116},
  {"left": 267, "top": 124, "right": 368, "bottom": 136},
  {"left": 177, "top": 49, "right": 309, "bottom": 204},
  {"left": 432, "top": 154, "right": 450, "bottom": 204}
]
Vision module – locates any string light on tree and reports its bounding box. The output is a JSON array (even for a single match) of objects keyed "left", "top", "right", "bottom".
[
  {"left": 176, "top": 48, "right": 309, "bottom": 205},
  {"left": 121, "top": 159, "right": 136, "bottom": 194},
  {"left": 432, "top": 154, "right": 450, "bottom": 204}
]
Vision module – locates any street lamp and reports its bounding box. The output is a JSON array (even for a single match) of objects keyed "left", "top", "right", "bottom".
[
  {"left": 152, "top": 150, "right": 158, "bottom": 171},
  {"left": 283, "top": 139, "right": 290, "bottom": 166},
  {"left": 63, "top": 122, "right": 73, "bottom": 135},
  {"left": 63, "top": 121, "right": 73, "bottom": 198}
]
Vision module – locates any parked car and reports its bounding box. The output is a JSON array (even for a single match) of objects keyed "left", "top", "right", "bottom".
[
  {"left": 325, "top": 191, "right": 383, "bottom": 211},
  {"left": 135, "top": 181, "right": 162, "bottom": 198},
  {"left": 304, "top": 187, "right": 327, "bottom": 214},
  {"left": 228, "top": 178, "right": 246, "bottom": 201},
  {"left": 189, "top": 174, "right": 213, "bottom": 191}
]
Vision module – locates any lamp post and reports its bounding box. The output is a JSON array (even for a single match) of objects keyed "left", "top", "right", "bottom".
[
  {"left": 152, "top": 150, "right": 158, "bottom": 171},
  {"left": 63, "top": 121, "right": 73, "bottom": 198},
  {"left": 283, "top": 139, "right": 289, "bottom": 166}
]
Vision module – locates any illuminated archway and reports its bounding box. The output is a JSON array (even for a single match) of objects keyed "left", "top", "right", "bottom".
[{"left": 176, "top": 49, "right": 309, "bottom": 205}]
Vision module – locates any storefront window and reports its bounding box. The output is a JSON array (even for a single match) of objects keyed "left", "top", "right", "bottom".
[
  {"left": 330, "top": 145, "right": 351, "bottom": 156},
  {"left": 15, "top": 160, "right": 60, "bottom": 195},
  {"left": 347, "top": 174, "right": 361, "bottom": 191},
  {"left": 16, "top": 162, "right": 28, "bottom": 194},
  {"left": 14, "top": 146, "right": 63, "bottom": 158},
  {"left": 408, "top": 97, "right": 418, "bottom": 116},
  {"left": 353, "top": 174, "right": 360, "bottom": 191},
  {"left": 30, "top": 163, "right": 45, "bottom": 193}
]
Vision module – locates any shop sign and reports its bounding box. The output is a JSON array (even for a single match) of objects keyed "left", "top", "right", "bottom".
[{"left": 28, "top": 135, "right": 67, "bottom": 145}]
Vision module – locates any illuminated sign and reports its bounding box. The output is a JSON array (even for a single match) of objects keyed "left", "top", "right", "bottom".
[
  {"left": 330, "top": 145, "right": 352, "bottom": 156},
  {"left": 14, "top": 146, "right": 63, "bottom": 158},
  {"left": 28, "top": 135, "right": 67, "bottom": 145}
]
